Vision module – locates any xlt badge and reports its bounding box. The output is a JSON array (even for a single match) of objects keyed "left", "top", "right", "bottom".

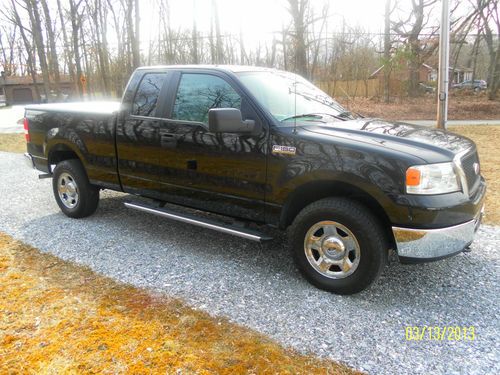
[{"left": 272, "top": 145, "right": 296, "bottom": 155}]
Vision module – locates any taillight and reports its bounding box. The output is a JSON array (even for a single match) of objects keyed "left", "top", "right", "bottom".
[{"left": 23, "top": 117, "right": 30, "bottom": 142}]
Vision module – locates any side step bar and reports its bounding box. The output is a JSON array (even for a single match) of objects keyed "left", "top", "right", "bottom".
[{"left": 124, "top": 202, "right": 273, "bottom": 242}]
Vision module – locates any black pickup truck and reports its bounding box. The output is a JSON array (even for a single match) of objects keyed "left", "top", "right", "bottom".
[{"left": 24, "top": 65, "right": 486, "bottom": 294}]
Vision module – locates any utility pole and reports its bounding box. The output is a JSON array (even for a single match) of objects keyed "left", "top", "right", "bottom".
[{"left": 436, "top": 0, "right": 450, "bottom": 129}]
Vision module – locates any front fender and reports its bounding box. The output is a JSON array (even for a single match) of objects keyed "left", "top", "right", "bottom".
[{"left": 276, "top": 171, "right": 408, "bottom": 228}]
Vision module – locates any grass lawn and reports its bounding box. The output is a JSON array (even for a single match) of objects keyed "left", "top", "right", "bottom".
[
  {"left": 0, "top": 133, "right": 26, "bottom": 153},
  {"left": 0, "top": 126, "right": 498, "bottom": 224},
  {"left": 449, "top": 126, "right": 499, "bottom": 225},
  {"left": 0, "top": 233, "right": 355, "bottom": 374}
]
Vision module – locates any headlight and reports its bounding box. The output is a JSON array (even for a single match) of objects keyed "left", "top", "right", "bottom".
[{"left": 406, "top": 162, "right": 460, "bottom": 195}]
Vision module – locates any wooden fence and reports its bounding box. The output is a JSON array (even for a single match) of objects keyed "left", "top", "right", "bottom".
[{"left": 317, "top": 79, "right": 405, "bottom": 99}]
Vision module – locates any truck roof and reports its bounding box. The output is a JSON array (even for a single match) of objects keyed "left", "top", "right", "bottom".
[{"left": 135, "top": 65, "right": 276, "bottom": 74}]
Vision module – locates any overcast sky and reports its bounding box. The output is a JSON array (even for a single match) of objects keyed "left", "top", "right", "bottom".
[
  {"left": 0, "top": 0, "right": 474, "bottom": 52},
  {"left": 142, "top": 0, "right": 412, "bottom": 48}
]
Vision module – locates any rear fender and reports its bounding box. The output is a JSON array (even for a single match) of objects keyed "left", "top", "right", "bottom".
[{"left": 45, "top": 129, "right": 86, "bottom": 171}]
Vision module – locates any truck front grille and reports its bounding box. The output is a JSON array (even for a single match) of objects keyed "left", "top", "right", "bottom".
[{"left": 461, "top": 151, "right": 480, "bottom": 194}]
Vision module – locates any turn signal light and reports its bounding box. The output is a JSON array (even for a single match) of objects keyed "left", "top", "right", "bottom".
[
  {"left": 406, "top": 168, "right": 421, "bottom": 186},
  {"left": 23, "top": 117, "right": 30, "bottom": 142}
]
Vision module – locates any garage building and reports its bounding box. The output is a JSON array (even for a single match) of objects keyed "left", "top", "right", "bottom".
[{"left": 0, "top": 73, "right": 75, "bottom": 105}]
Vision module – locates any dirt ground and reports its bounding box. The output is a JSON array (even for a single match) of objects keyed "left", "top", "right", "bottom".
[
  {"left": 0, "top": 232, "right": 355, "bottom": 374},
  {"left": 339, "top": 94, "right": 500, "bottom": 120}
]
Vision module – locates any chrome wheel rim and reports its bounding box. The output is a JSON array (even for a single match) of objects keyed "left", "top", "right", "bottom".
[
  {"left": 57, "top": 172, "right": 79, "bottom": 209},
  {"left": 304, "top": 221, "right": 361, "bottom": 279}
]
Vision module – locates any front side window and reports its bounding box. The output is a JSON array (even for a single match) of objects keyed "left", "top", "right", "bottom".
[
  {"left": 132, "top": 72, "right": 168, "bottom": 117},
  {"left": 172, "top": 73, "right": 241, "bottom": 123}
]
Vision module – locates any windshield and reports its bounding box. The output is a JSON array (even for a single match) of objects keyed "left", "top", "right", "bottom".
[{"left": 237, "top": 70, "right": 353, "bottom": 124}]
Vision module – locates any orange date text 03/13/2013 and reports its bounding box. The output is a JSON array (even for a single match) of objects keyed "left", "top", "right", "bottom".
[{"left": 405, "top": 326, "right": 476, "bottom": 341}]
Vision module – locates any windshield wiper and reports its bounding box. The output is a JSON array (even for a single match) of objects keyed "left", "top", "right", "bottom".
[
  {"left": 337, "top": 110, "right": 353, "bottom": 119},
  {"left": 281, "top": 113, "right": 324, "bottom": 122},
  {"left": 281, "top": 112, "right": 351, "bottom": 122}
]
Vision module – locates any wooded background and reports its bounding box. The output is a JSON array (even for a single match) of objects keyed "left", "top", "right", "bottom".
[{"left": 0, "top": 0, "right": 499, "bottom": 101}]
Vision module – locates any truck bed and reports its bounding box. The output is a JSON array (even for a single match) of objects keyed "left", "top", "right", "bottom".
[
  {"left": 25, "top": 101, "right": 121, "bottom": 115},
  {"left": 24, "top": 101, "right": 121, "bottom": 189}
]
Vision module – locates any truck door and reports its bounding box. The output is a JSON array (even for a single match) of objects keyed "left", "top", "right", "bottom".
[
  {"left": 156, "top": 71, "right": 268, "bottom": 222},
  {"left": 116, "top": 71, "right": 169, "bottom": 197}
]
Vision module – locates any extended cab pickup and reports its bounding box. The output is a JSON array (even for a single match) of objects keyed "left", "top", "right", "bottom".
[{"left": 24, "top": 65, "right": 486, "bottom": 294}]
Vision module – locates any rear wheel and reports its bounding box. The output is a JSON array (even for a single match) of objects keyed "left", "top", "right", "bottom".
[
  {"left": 288, "top": 197, "right": 388, "bottom": 294},
  {"left": 52, "top": 159, "right": 99, "bottom": 218}
]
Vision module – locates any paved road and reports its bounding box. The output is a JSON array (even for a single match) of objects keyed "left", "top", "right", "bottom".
[
  {"left": 0, "top": 151, "right": 498, "bottom": 374},
  {"left": 0, "top": 106, "right": 25, "bottom": 133},
  {"left": 1, "top": 105, "right": 499, "bottom": 134},
  {"left": 402, "top": 120, "right": 500, "bottom": 126}
]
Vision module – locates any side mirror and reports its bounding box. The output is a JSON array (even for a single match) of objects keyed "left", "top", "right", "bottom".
[{"left": 208, "top": 108, "right": 255, "bottom": 134}]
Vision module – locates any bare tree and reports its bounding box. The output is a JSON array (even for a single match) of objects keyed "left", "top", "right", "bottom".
[
  {"left": 69, "top": 0, "right": 85, "bottom": 98},
  {"left": 56, "top": 0, "right": 77, "bottom": 92},
  {"left": 1, "top": 1, "right": 41, "bottom": 98},
  {"left": 383, "top": 0, "right": 398, "bottom": 102},
  {"left": 40, "top": 0, "right": 62, "bottom": 98},
  {"left": 287, "top": 0, "right": 309, "bottom": 78},
  {"left": 0, "top": 24, "right": 17, "bottom": 76},
  {"left": 393, "top": 0, "right": 440, "bottom": 96},
  {"left": 191, "top": 0, "right": 199, "bottom": 63},
  {"left": 124, "top": 0, "right": 140, "bottom": 70},
  {"left": 309, "top": 3, "right": 329, "bottom": 79},
  {"left": 476, "top": 0, "right": 500, "bottom": 99},
  {"left": 86, "top": 0, "right": 110, "bottom": 95},
  {"left": 211, "top": 0, "right": 224, "bottom": 64},
  {"left": 25, "top": 0, "right": 51, "bottom": 100}
]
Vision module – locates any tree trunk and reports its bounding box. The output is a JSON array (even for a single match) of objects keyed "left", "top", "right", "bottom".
[
  {"left": 488, "top": 42, "right": 500, "bottom": 100},
  {"left": 288, "top": 0, "right": 309, "bottom": 78},
  {"left": 383, "top": 0, "right": 391, "bottom": 103},
  {"left": 69, "top": 0, "right": 84, "bottom": 98},
  {"left": 81, "top": 30, "right": 93, "bottom": 98},
  {"left": 282, "top": 26, "right": 288, "bottom": 71},
  {"left": 57, "top": 0, "right": 77, "bottom": 94},
  {"left": 9, "top": 0, "right": 40, "bottom": 100},
  {"left": 192, "top": 0, "right": 199, "bottom": 64},
  {"left": 93, "top": 0, "right": 110, "bottom": 95},
  {"left": 212, "top": 0, "right": 223, "bottom": 64},
  {"left": 25, "top": 0, "right": 51, "bottom": 100},
  {"left": 40, "top": 0, "right": 62, "bottom": 98},
  {"left": 128, "top": 0, "right": 140, "bottom": 69}
]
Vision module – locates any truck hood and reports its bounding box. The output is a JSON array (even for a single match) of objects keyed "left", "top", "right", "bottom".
[{"left": 300, "top": 118, "right": 474, "bottom": 162}]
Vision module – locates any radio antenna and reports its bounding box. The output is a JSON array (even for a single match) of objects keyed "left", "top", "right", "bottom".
[{"left": 293, "top": 61, "right": 297, "bottom": 134}]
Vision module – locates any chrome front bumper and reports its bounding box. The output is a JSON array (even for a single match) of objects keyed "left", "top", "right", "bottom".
[{"left": 393, "top": 208, "right": 483, "bottom": 262}]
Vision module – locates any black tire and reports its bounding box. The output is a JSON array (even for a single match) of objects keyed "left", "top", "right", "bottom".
[
  {"left": 52, "top": 159, "right": 99, "bottom": 218},
  {"left": 288, "top": 197, "right": 388, "bottom": 295}
]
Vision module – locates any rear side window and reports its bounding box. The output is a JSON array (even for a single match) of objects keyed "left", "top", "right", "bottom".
[
  {"left": 172, "top": 73, "right": 241, "bottom": 123},
  {"left": 132, "top": 73, "right": 168, "bottom": 117}
]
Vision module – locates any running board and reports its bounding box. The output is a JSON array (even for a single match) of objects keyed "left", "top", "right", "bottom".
[{"left": 124, "top": 202, "right": 273, "bottom": 242}]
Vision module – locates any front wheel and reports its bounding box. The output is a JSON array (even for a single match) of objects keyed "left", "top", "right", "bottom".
[
  {"left": 52, "top": 159, "right": 99, "bottom": 218},
  {"left": 288, "top": 198, "right": 388, "bottom": 295}
]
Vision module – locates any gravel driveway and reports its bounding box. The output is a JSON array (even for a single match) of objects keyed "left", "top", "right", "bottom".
[{"left": 1, "top": 151, "right": 498, "bottom": 374}]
